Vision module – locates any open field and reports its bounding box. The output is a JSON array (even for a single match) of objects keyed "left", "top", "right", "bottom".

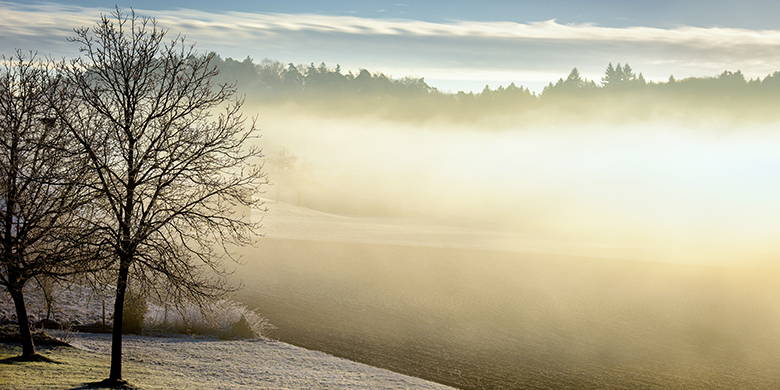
[
  {"left": 0, "top": 333, "right": 452, "bottom": 389},
  {"left": 237, "top": 237, "right": 780, "bottom": 390}
]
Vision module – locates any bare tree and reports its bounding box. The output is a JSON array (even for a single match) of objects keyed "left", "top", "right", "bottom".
[
  {"left": 53, "top": 9, "right": 265, "bottom": 384},
  {"left": 0, "top": 51, "right": 103, "bottom": 359},
  {"left": 34, "top": 275, "right": 56, "bottom": 322}
]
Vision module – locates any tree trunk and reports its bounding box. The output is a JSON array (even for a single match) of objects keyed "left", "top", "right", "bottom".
[
  {"left": 9, "top": 286, "right": 35, "bottom": 357},
  {"left": 108, "top": 258, "right": 130, "bottom": 381}
]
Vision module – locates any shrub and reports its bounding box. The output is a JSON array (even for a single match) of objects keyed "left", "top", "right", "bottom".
[
  {"left": 122, "top": 288, "right": 147, "bottom": 334},
  {"left": 145, "top": 299, "right": 273, "bottom": 339}
]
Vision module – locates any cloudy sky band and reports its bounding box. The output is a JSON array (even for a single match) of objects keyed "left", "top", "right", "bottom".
[{"left": 2, "top": 1, "right": 779, "bottom": 91}]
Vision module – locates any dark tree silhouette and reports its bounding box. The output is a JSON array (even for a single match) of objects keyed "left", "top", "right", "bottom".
[
  {"left": 542, "top": 68, "right": 598, "bottom": 96},
  {"left": 0, "top": 51, "right": 104, "bottom": 358},
  {"left": 602, "top": 62, "right": 617, "bottom": 86},
  {"left": 53, "top": 9, "right": 265, "bottom": 384}
]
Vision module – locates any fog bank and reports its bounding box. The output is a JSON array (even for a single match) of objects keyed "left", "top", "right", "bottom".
[{"left": 257, "top": 111, "right": 780, "bottom": 264}]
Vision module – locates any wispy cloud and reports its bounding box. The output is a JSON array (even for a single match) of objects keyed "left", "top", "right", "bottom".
[
  {"left": 118, "top": 8, "right": 780, "bottom": 47},
  {"left": 2, "top": 1, "right": 780, "bottom": 91}
]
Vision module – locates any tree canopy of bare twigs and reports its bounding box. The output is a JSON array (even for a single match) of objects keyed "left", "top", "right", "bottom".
[
  {"left": 0, "top": 51, "right": 105, "bottom": 358},
  {"left": 52, "top": 9, "right": 266, "bottom": 383}
]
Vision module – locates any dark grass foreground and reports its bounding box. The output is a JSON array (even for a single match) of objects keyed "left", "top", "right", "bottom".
[
  {"left": 0, "top": 353, "right": 60, "bottom": 364},
  {"left": 69, "top": 379, "right": 139, "bottom": 390},
  {"left": 0, "top": 343, "right": 182, "bottom": 389}
]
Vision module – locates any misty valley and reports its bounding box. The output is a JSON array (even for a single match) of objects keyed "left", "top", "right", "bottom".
[
  {"left": 234, "top": 113, "right": 780, "bottom": 389},
  {"left": 4, "top": 3, "right": 780, "bottom": 390}
]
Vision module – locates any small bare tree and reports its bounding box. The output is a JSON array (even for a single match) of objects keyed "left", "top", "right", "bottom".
[
  {"left": 53, "top": 9, "right": 265, "bottom": 384},
  {"left": 0, "top": 51, "right": 104, "bottom": 359},
  {"left": 34, "top": 275, "right": 56, "bottom": 322}
]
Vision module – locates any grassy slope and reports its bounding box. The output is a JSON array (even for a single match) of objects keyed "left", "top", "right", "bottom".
[
  {"left": 236, "top": 238, "right": 780, "bottom": 390},
  {"left": 1, "top": 333, "right": 453, "bottom": 390},
  {"left": 0, "top": 345, "right": 190, "bottom": 389}
]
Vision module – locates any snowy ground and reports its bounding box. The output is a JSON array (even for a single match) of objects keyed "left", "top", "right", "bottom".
[{"left": 61, "top": 332, "right": 453, "bottom": 390}]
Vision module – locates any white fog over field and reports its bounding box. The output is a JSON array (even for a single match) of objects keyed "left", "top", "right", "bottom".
[{"left": 258, "top": 112, "right": 780, "bottom": 265}]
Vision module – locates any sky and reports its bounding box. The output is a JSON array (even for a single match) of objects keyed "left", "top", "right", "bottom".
[{"left": 3, "top": 0, "right": 780, "bottom": 92}]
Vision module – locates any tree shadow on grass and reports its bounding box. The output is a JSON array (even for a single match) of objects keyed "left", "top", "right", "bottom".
[
  {"left": 70, "top": 379, "right": 139, "bottom": 390},
  {"left": 0, "top": 353, "right": 61, "bottom": 364}
]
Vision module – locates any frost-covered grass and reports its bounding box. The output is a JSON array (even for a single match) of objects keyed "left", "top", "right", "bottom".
[
  {"left": 0, "top": 332, "right": 453, "bottom": 389},
  {"left": 145, "top": 299, "right": 274, "bottom": 339},
  {"left": 0, "top": 284, "right": 113, "bottom": 327},
  {"left": 0, "top": 284, "right": 273, "bottom": 339}
]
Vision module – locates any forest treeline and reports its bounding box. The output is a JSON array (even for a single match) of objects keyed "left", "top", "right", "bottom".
[{"left": 214, "top": 55, "right": 780, "bottom": 123}]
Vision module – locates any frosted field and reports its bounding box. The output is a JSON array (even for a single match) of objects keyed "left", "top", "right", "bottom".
[
  {"left": 1, "top": 331, "right": 453, "bottom": 390},
  {"left": 70, "top": 332, "right": 452, "bottom": 390}
]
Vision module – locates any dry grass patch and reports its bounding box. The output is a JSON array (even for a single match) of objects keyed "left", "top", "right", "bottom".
[{"left": 0, "top": 344, "right": 191, "bottom": 389}]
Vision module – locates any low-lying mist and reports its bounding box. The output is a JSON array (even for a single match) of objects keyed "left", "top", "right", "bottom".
[
  {"left": 256, "top": 108, "right": 780, "bottom": 265},
  {"left": 235, "top": 107, "right": 780, "bottom": 389}
]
